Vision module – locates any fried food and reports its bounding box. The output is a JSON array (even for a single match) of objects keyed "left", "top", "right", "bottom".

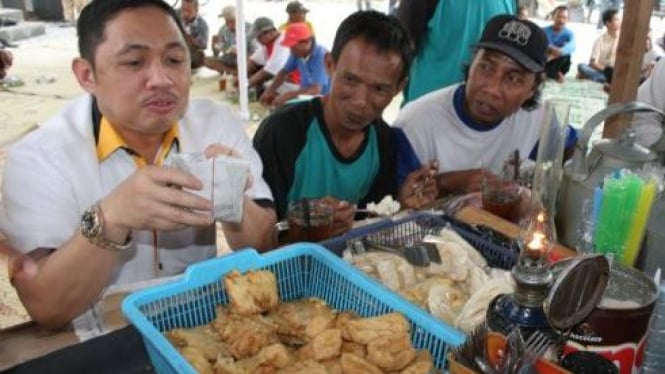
[
  {"left": 344, "top": 312, "right": 410, "bottom": 345},
  {"left": 180, "top": 346, "right": 214, "bottom": 374},
  {"left": 215, "top": 343, "right": 293, "bottom": 374},
  {"left": 340, "top": 341, "right": 366, "bottom": 358},
  {"left": 399, "top": 350, "right": 436, "bottom": 374},
  {"left": 269, "top": 298, "right": 336, "bottom": 343},
  {"left": 165, "top": 325, "right": 229, "bottom": 362},
  {"left": 296, "top": 328, "right": 342, "bottom": 361},
  {"left": 212, "top": 310, "right": 279, "bottom": 359},
  {"left": 164, "top": 270, "right": 437, "bottom": 374},
  {"left": 340, "top": 353, "right": 383, "bottom": 374},
  {"left": 366, "top": 333, "right": 417, "bottom": 371},
  {"left": 276, "top": 359, "right": 330, "bottom": 374},
  {"left": 224, "top": 270, "right": 279, "bottom": 315}
]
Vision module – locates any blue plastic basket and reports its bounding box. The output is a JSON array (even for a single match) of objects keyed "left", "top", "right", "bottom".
[
  {"left": 321, "top": 212, "right": 519, "bottom": 269},
  {"left": 121, "top": 244, "right": 465, "bottom": 374}
]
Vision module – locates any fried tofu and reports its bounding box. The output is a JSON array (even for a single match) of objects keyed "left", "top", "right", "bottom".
[
  {"left": 180, "top": 346, "right": 214, "bottom": 374},
  {"left": 213, "top": 310, "right": 279, "bottom": 359},
  {"left": 276, "top": 359, "right": 330, "bottom": 374},
  {"left": 165, "top": 325, "right": 230, "bottom": 362},
  {"left": 296, "top": 329, "right": 342, "bottom": 361},
  {"left": 399, "top": 350, "right": 436, "bottom": 374},
  {"left": 366, "top": 333, "right": 417, "bottom": 371},
  {"left": 340, "top": 353, "right": 383, "bottom": 374},
  {"left": 344, "top": 312, "right": 410, "bottom": 345},
  {"left": 224, "top": 270, "right": 279, "bottom": 315},
  {"left": 269, "top": 298, "right": 336, "bottom": 343}
]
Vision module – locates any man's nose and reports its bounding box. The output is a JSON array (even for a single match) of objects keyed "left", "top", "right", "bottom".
[{"left": 146, "top": 62, "right": 174, "bottom": 87}]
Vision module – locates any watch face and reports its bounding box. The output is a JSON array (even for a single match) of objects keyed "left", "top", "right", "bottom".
[{"left": 81, "top": 208, "right": 99, "bottom": 237}]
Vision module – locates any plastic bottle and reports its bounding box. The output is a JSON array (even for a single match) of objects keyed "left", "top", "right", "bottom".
[{"left": 640, "top": 281, "right": 665, "bottom": 373}]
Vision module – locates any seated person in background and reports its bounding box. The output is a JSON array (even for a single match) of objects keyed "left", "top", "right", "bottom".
[
  {"left": 253, "top": 11, "right": 438, "bottom": 235},
  {"left": 178, "top": 0, "right": 208, "bottom": 69},
  {"left": 0, "top": 0, "right": 276, "bottom": 329},
  {"left": 517, "top": 5, "right": 530, "bottom": 20},
  {"left": 543, "top": 5, "right": 575, "bottom": 82},
  {"left": 247, "top": 17, "right": 297, "bottom": 97},
  {"left": 605, "top": 29, "right": 661, "bottom": 85},
  {"left": 203, "top": 5, "right": 253, "bottom": 75},
  {"left": 577, "top": 8, "right": 620, "bottom": 83},
  {"left": 0, "top": 48, "right": 12, "bottom": 79},
  {"left": 279, "top": 1, "right": 315, "bottom": 35},
  {"left": 394, "top": 15, "right": 578, "bottom": 197},
  {"left": 259, "top": 22, "right": 330, "bottom": 107}
]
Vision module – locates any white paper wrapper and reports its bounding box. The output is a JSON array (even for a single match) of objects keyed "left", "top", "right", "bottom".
[
  {"left": 167, "top": 153, "right": 249, "bottom": 222},
  {"left": 166, "top": 153, "right": 213, "bottom": 202},
  {"left": 213, "top": 155, "right": 250, "bottom": 223}
]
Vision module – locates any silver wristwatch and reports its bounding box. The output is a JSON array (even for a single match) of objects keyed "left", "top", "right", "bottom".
[{"left": 80, "top": 203, "right": 132, "bottom": 252}]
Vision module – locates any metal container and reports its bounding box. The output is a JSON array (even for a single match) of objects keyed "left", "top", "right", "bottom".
[
  {"left": 563, "top": 263, "right": 658, "bottom": 374},
  {"left": 556, "top": 102, "right": 665, "bottom": 249}
]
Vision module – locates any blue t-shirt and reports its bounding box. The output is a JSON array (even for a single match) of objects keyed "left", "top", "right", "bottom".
[
  {"left": 283, "top": 42, "right": 330, "bottom": 95},
  {"left": 543, "top": 26, "right": 575, "bottom": 56}
]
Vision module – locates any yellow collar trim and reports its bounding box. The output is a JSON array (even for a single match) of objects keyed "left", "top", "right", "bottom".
[{"left": 96, "top": 118, "right": 179, "bottom": 167}]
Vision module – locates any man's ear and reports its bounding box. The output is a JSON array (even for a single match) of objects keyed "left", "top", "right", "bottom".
[
  {"left": 72, "top": 57, "right": 96, "bottom": 94},
  {"left": 324, "top": 52, "right": 334, "bottom": 77}
]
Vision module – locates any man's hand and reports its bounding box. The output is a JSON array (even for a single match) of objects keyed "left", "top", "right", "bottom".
[
  {"left": 436, "top": 168, "right": 500, "bottom": 196},
  {"left": 203, "top": 143, "right": 253, "bottom": 191},
  {"left": 399, "top": 160, "right": 439, "bottom": 209},
  {"left": 0, "top": 49, "right": 13, "bottom": 80},
  {"left": 259, "top": 89, "right": 277, "bottom": 107},
  {"left": 319, "top": 196, "right": 355, "bottom": 236},
  {"left": 99, "top": 166, "right": 214, "bottom": 243}
]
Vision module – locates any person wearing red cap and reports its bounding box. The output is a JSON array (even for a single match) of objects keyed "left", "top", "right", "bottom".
[
  {"left": 254, "top": 11, "right": 438, "bottom": 234},
  {"left": 395, "top": 14, "right": 578, "bottom": 196},
  {"left": 259, "top": 22, "right": 330, "bottom": 107}
]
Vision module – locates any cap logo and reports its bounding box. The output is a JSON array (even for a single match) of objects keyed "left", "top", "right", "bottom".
[{"left": 498, "top": 21, "right": 531, "bottom": 46}]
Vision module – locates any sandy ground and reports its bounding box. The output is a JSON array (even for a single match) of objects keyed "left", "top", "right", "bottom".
[{"left": 0, "top": 0, "right": 663, "bottom": 330}]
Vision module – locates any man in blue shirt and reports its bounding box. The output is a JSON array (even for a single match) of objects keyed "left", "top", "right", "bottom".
[
  {"left": 543, "top": 5, "right": 576, "bottom": 82},
  {"left": 260, "top": 22, "right": 330, "bottom": 108}
]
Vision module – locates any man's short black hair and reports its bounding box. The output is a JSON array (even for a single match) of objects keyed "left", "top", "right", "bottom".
[
  {"left": 602, "top": 8, "right": 619, "bottom": 26},
  {"left": 77, "top": 0, "right": 185, "bottom": 68},
  {"left": 330, "top": 10, "right": 414, "bottom": 81},
  {"left": 552, "top": 5, "right": 568, "bottom": 17}
]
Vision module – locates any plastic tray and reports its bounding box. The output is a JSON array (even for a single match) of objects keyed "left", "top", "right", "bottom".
[
  {"left": 321, "top": 212, "right": 519, "bottom": 269},
  {"left": 121, "top": 244, "right": 465, "bottom": 374}
]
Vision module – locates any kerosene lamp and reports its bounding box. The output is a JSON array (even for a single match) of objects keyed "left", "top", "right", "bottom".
[
  {"left": 486, "top": 198, "right": 558, "bottom": 336},
  {"left": 486, "top": 100, "right": 568, "bottom": 337}
]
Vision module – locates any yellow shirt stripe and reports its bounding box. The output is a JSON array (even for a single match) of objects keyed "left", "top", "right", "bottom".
[{"left": 96, "top": 117, "right": 179, "bottom": 167}]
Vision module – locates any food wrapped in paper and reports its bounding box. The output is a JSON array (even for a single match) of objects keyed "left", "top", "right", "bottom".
[{"left": 167, "top": 153, "right": 250, "bottom": 223}]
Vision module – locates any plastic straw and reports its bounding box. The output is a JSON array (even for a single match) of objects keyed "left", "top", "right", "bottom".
[
  {"left": 622, "top": 181, "right": 657, "bottom": 267},
  {"left": 594, "top": 177, "right": 626, "bottom": 255},
  {"left": 615, "top": 174, "right": 644, "bottom": 256}
]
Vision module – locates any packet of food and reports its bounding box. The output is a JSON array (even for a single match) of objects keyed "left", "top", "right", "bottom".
[
  {"left": 212, "top": 155, "right": 250, "bottom": 223},
  {"left": 166, "top": 153, "right": 213, "bottom": 204}
]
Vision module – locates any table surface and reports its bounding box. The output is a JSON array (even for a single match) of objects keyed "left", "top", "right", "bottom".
[{"left": 0, "top": 206, "right": 577, "bottom": 371}]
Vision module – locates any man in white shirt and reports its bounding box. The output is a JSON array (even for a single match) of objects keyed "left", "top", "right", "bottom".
[
  {"left": 395, "top": 15, "right": 577, "bottom": 196},
  {"left": 247, "top": 17, "right": 297, "bottom": 94},
  {"left": 0, "top": 0, "right": 276, "bottom": 329},
  {"left": 577, "top": 8, "right": 620, "bottom": 83}
]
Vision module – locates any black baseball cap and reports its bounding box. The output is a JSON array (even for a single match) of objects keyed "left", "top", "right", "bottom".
[{"left": 475, "top": 14, "right": 548, "bottom": 73}]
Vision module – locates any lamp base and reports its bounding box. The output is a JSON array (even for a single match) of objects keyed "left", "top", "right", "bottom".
[{"left": 486, "top": 293, "right": 559, "bottom": 346}]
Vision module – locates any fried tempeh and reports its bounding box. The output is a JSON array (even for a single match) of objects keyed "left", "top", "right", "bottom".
[
  {"left": 340, "top": 353, "right": 383, "bottom": 374},
  {"left": 165, "top": 325, "right": 230, "bottom": 362},
  {"left": 212, "top": 310, "right": 279, "bottom": 359}
]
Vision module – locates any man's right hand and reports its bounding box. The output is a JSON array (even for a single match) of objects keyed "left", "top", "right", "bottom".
[
  {"left": 437, "top": 168, "right": 500, "bottom": 196},
  {"left": 99, "top": 165, "right": 214, "bottom": 243}
]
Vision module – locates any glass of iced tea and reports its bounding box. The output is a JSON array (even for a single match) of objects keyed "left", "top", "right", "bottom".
[
  {"left": 285, "top": 199, "right": 334, "bottom": 244},
  {"left": 482, "top": 173, "right": 522, "bottom": 224}
]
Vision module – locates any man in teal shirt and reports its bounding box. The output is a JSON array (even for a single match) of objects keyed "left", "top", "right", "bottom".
[{"left": 397, "top": 0, "right": 515, "bottom": 104}]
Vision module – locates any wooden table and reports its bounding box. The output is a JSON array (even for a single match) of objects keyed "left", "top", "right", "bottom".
[{"left": 0, "top": 207, "right": 578, "bottom": 370}]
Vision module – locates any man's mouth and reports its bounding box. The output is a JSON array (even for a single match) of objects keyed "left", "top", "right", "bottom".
[{"left": 144, "top": 96, "right": 177, "bottom": 114}]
